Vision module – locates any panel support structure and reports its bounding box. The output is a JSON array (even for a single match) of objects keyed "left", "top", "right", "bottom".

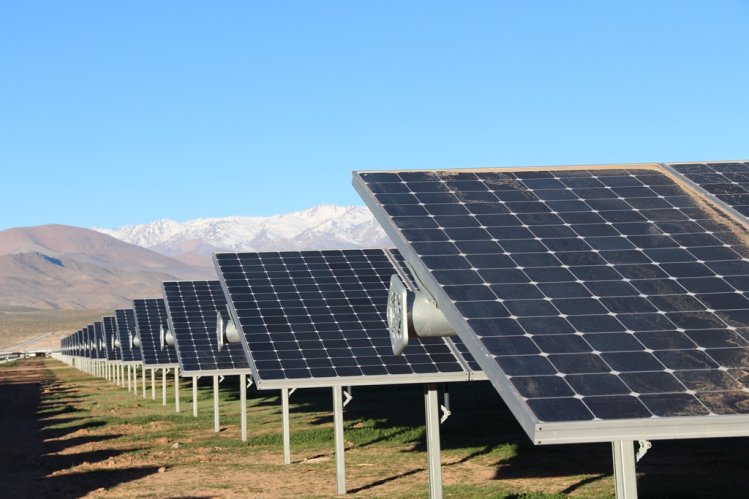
[
  {"left": 193, "top": 376, "right": 199, "bottom": 418},
  {"left": 612, "top": 440, "right": 638, "bottom": 499},
  {"left": 142, "top": 366, "right": 146, "bottom": 398},
  {"left": 425, "top": 384, "right": 443, "bottom": 499},
  {"left": 213, "top": 375, "right": 220, "bottom": 433},
  {"left": 151, "top": 368, "right": 156, "bottom": 399},
  {"left": 174, "top": 366, "right": 180, "bottom": 413},
  {"left": 282, "top": 387, "right": 291, "bottom": 465},
  {"left": 240, "top": 374, "right": 248, "bottom": 442},
  {"left": 127, "top": 364, "right": 132, "bottom": 391},
  {"left": 133, "top": 365, "right": 138, "bottom": 397},
  {"left": 333, "top": 385, "right": 346, "bottom": 495},
  {"left": 162, "top": 368, "right": 167, "bottom": 406}
]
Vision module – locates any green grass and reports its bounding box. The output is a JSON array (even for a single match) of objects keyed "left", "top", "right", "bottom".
[{"left": 21, "top": 358, "right": 749, "bottom": 498}]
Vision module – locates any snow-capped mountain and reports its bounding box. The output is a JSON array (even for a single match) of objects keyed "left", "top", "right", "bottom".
[{"left": 93, "top": 205, "right": 391, "bottom": 267}]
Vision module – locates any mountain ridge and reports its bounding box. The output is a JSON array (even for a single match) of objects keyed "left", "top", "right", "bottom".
[{"left": 93, "top": 204, "right": 391, "bottom": 267}]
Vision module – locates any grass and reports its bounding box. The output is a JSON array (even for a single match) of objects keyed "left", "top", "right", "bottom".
[{"left": 13, "top": 358, "right": 749, "bottom": 497}]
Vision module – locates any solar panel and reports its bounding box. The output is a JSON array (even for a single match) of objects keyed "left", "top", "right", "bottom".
[
  {"left": 75, "top": 329, "right": 83, "bottom": 357},
  {"left": 84, "top": 325, "right": 94, "bottom": 358},
  {"left": 103, "top": 316, "right": 121, "bottom": 361},
  {"left": 93, "top": 322, "right": 105, "bottom": 359},
  {"left": 354, "top": 164, "right": 749, "bottom": 444},
  {"left": 214, "top": 249, "right": 471, "bottom": 389},
  {"left": 133, "top": 298, "right": 179, "bottom": 366},
  {"left": 666, "top": 161, "right": 749, "bottom": 221},
  {"left": 115, "top": 308, "right": 142, "bottom": 363},
  {"left": 161, "top": 280, "right": 250, "bottom": 375}
]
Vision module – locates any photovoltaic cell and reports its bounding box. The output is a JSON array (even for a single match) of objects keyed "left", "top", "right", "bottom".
[
  {"left": 115, "top": 309, "right": 142, "bottom": 363},
  {"left": 133, "top": 298, "right": 179, "bottom": 366},
  {"left": 162, "top": 280, "right": 250, "bottom": 375},
  {"left": 214, "top": 249, "right": 470, "bottom": 389},
  {"left": 354, "top": 165, "right": 749, "bottom": 443}
]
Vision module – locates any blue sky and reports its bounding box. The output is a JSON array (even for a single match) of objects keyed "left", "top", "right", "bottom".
[{"left": 1, "top": 1, "right": 748, "bottom": 229}]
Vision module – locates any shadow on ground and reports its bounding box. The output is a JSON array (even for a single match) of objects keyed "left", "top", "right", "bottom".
[{"left": 0, "top": 358, "right": 159, "bottom": 498}]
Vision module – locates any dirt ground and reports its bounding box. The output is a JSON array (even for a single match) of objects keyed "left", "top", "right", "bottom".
[{"left": 3, "top": 358, "right": 749, "bottom": 498}]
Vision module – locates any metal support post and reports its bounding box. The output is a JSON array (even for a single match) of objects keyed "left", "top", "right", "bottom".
[
  {"left": 240, "top": 374, "right": 248, "bottom": 442},
  {"left": 142, "top": 366, "right": 146, "bottom": 397},
  {"left": 612, "top": 440, "right": 638, "bottom": 499},
  {"left": 425, "top": 384, "right": 443, "bottom": 499},
  {"left": 133, "top": 365, "right": 138, "bottom": 396},
  {"left": 282, "top": 387, "right": 291, "bottom": 465},
  {"left": 162, "top": 368, "right": 167, "bottom": 406},
  {"left": 193, "top": 376, "right": 199, "bottom": 417},
  {"left": 174, "top": 366, "right": 180, "bottom": 413},
  {"left": 333, "top": 386, "right": 346, "bottom": 494},
  {"left": 151, "top": 368, "right": 156, "bottom": 399},
  {"left": 213, "top": 375, "right": 220, "bottom": 432},
  {"left": 127, "top": 364, "right": 132, "bottom": 391}
]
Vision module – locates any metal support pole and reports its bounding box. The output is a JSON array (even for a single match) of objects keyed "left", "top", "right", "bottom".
[
  {"left": 162, "top": 368, "right": 167, "bottom": 406},
  {"left": 240, "top": 374, "right": 248, "bottom": 442},
  {"left": 425, "top": 384, "right": 443, "bottom": 499},
  {"left": 333, "top": 386, "right": 346, "bottom": 494},
  {"left": 174, "top": 366, "right": 180, "bottom": 413},
  {"left": 142, "top": 365, "right": 146, "bottom": 398},
  {"left": 151, "top": 368, "right": 156, "bottom": 399},
  {"left": 612, "top": 440, "right": 638, "bottom": 499},
  {"left": 127, "top": 364, "right": 132, "bottom": 391},
  {"left": 133, "top": 365, "right": 138, "bottom": 396},
  {"left": 282, "top": 387, "right": 291, "bottom": 465},
  {"left": 193, "top": 376, "right": 199, "bottom": 417},
  {"left": 213, "top": 375, "right": 220, "bottom": 432}
]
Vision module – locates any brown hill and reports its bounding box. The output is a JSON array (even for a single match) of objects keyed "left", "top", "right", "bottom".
[
  {"left": 0, "top": 225, "right": 214, "bottom": 310},
  {"left": 0, "top": 224, "right": 196, "bottom": 271}
]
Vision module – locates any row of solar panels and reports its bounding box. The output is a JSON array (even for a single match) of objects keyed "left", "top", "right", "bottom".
[
  {"left": 59, "top": 248, "right": 485, "bottom": 393},
  {"left": 61, "top": 161, "right": 749, "bottom": 447}
]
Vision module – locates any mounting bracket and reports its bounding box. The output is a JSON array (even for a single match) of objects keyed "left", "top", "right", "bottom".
[
  {"left": 636, "top": 440, "right": 652, "bottom": 462},
  {"left": 440, "top": 403, "right": 451, "bottom": 424}
]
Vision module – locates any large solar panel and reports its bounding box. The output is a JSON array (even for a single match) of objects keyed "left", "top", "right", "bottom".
[
  {"left": 133, "top": 298, "right": 179, "bottom": 366},
  {"left": 666, "top": 161, "right": 749, "bottom": 221},
  {"left": 162, "top": 280, "right": 250, "bottom": 375},
  {"left": 354, "top": 164, "right": 749, "bottom": 444},
  {"left": 214, "top": 249, "right": 472, "bottom": 389},
  {"left": 102, "top": 316, "right": 121, "bottom": 361},
  {"left": 115, "top": 308, "right": 142, "bottom": 363}
]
